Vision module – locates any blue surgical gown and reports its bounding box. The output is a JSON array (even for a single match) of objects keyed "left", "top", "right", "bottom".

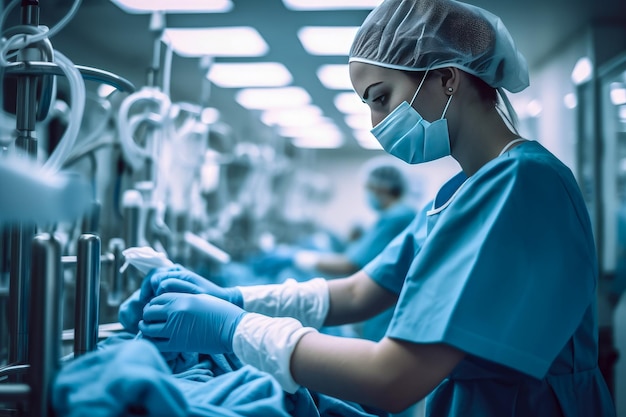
[{"left": 364, "top": 140, "right": 615, "bottom": 417}]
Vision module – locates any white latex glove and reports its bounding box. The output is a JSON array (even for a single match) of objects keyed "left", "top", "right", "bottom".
[
  {"left": 237, "top": 278, "right": 330, "bottom": 329},
  {"left": 233, "top": 313, "right": 317, "bottom": 393}
]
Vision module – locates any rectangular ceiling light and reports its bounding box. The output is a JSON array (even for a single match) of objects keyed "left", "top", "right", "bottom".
[
  {"left": 298, "top": 27, "right": 359, "bottom": 55},
  {"left": 261, "top": 105, "right": 323, "bottom": 127},
  {"left": 283, "top": 0, "right": 382, "bottom": 10},
  {"left": 112, "top": 0, "right": 233, "bottom": 13},
  {"left": 235, "top": 87, "right": 311, "bottom": 110},
  {"left": 345, "top": 114, "right": 372, "bottom": 130},
  {"left": 292, "top": 135, "right": 344, "bottom": 149},
  {"left": 317, "top": 64, "right": 352, "bottom": 90},
  {"left": 334, "top": 91, "right": 368, "bottom": 114},
  {"left": 208, "top": 63, "right": 292, "bottom": 88},
  {"left": 285, "top": 123, "right": 344, "bottom": 149},
  {"left": 278, "top": 119, "right": 337, "bottom": 137},
  {"left": 353, "top": 130, "right": 382, "bottom": 150},
  {"left": 163, "top": 27, "right": 268, "bottom": 57}
]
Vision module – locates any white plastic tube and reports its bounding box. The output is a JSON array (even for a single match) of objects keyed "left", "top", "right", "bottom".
[
  {"left": 116, "top": 86, "right": 170, "bottom": 170},
  {"left": 43, "top": 50, "right": 85, "bottom": 173}
]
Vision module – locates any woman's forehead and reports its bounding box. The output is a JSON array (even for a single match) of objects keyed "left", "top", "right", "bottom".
[{"left": 349, "top": 62, "right": 406, "bottom": 96}]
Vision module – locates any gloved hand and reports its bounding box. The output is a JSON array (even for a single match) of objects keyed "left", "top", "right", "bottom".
[
  {"left": 118, "top": 265, "right": 183, "bottom": 333},
  {"left": 138, "top": 292, "right": 247, "bottom": 354},
  {"left": 147, "top": 266, "right": 243, "bottom": 307}
]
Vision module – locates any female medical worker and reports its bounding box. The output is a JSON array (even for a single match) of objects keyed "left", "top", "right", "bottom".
[{"left": 136, "top": 0, "right": 616, "bottom": 415}]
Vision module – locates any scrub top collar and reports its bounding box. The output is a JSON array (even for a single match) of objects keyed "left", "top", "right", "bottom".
[{"left": 429, "top": 137, "right": 530, "bottom": 217}]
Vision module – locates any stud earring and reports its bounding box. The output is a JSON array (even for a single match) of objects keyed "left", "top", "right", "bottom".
[{"left": 447, "top": 87, "right": 454, "bottom": 93}]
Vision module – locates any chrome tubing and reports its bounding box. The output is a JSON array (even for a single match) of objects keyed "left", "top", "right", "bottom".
[
  {"left": 73, "top": 234, "right": 101, "bottom": 357},
  {"left": 28, "top": 234, "right": 62, "bottom": 417},
  {"left": 8, "top": 223, "right": 35, "bottom": 368}
]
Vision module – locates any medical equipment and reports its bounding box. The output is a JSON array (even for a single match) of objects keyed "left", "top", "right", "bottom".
[{"left": 0, "top": 1, "right": 136, "bottom": 415}]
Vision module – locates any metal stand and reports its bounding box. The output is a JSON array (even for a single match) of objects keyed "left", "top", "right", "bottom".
[{"left": 0, "top": 2, "right": 136, "bottom": 416}]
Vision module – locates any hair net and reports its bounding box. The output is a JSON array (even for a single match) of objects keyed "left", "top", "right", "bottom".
[
  {"left": 349, "top": 0, "right": 529, "bottom": 93},
  {"left": 366, "top": 164, "right": 407, "bottom": 197}
]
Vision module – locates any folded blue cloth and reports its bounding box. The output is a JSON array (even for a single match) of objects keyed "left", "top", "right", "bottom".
[
  {"left": 53, "top": 339, "right": 190, "bottom": 417},
  {"left": 53, "top": 333, "right": 388, "bottom": 417}
]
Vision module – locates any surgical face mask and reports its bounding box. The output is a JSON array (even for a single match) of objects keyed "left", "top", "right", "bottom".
[
  {"left": 366, "top": 190, "right": 384, "bottom": 211},
  {"left": 370, "top": 72, "right": 453, "bottom": 164}
]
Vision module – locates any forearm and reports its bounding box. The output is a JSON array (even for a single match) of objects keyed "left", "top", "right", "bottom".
[
  {"left": 232, "top": 311, "right": 465, "bottom": 411},
  {"left": 291, "top": 332, "right": 404, "bottom": 410},
  {"left": 325, "top": 271, "right": 397, "bottom": 326},
  {"left": 312, "top": 253, "right": 360, "bottom": 276},
  {"left": 290, "top": 332, "right": 464, "bottom": 413}
]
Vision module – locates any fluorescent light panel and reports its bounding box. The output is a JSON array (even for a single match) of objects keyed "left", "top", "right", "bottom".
[
  {"left": 208, "top": 63, "right": 292, "bottom": 88},
  {"left": 261, "top": 105, "right": 323, "bottom": 127},
  {"left": 353, "top": 130, "right": 382, "bottom": 150},
  {"left": 298, "top": 26, "right": 359, "bottom": 55},
  {"left": 317, "top": 64, "right": 353, "bottom": 90},
  {"left": 283, "top": 0, "right": 382, "bottom": 10},
  {"left": 112, "top": 0, "right": 233, "bottom": 13},
  {"left": 278, "top": 119, "right": 338, "bottom": 137},
  {"left": 345, "top": 114, "right": 371, "bottom": 130},
  {"left": 163, "top": 27, "right": 268, "bottom": 57},
  {"left": 292, "top": 136, "right": 344, "bottom": 149},
  {"left": 235, "top": 87, "right": 311, "bottom": 110},
  {"left": 334, "top": 92, "right": 368, "bottom": 114},
  {"left": 285, "top": 123, "right": 344, "bottom": 149}
]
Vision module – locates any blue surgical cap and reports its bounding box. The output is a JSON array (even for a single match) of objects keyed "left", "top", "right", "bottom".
[
  {"left": 367, "top": 164, "right": 407, "bottom": 197},
  {"left": 349, "top": 0, "right": 529, "bottom": 93}
]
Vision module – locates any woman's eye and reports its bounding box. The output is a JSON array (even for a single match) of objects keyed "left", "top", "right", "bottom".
[{"left": 372, "top": 94, "right": 387, "bottom": 105}]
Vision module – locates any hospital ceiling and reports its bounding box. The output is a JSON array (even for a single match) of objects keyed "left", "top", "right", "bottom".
[{"left": 6, "top": 0, "right": 626, "bottom": 153}]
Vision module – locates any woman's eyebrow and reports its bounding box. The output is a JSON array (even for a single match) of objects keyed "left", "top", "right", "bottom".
[{"left": 362, "top": 82, "right": 382, "bottom": 101}]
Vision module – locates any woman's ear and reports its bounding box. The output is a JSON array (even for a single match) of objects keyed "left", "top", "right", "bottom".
[{"left": 437, "top": 67, "right": 460, "bottom": 95}]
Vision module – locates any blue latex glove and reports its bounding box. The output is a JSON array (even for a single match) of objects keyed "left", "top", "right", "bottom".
[
  {"left": 138, "top": 292, "right": 247, "bottom": 354},
  {"left": 148, "top": 266, "right": 243, "bottom": 307},
  {"left": 118, "top": 265, "right": 183, "bottom": 333}
]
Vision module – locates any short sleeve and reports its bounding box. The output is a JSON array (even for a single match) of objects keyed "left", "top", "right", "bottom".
[
  {"left": 387, "top": 145, "right": 598, "bottom": 379},
  {"left": 363, "top": 202, "right": 430, "bottom": 294}
]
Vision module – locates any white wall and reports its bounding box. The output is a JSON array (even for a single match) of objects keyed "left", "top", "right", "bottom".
[{"left": 508, "top": 32, "right": 588, "bottom": 171}]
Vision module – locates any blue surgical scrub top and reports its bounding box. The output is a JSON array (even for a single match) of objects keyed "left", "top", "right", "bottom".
[{"left": 365, "top": 141, "right": 615, "bottom": 417}]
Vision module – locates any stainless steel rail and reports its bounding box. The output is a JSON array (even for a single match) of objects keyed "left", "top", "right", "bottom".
[
  {"left": 73, "top": 235, "right": 101, "bottom": 357},
  {"left": 28, "top": 234, "right": 63, "bottom": 417}
]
